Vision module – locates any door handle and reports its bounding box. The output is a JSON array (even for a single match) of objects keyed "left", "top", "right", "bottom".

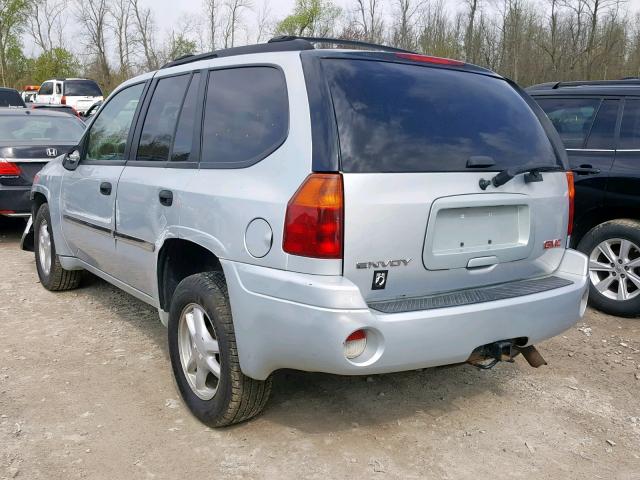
[
  {"left": 100, "top": 181, "right": 112, "bottom": 195},
  {"left": 159, "top": 190, "right": 173, "bottom": 206},
  {"left": 573, "top": 165, "right": 600, "bottom": 175}
]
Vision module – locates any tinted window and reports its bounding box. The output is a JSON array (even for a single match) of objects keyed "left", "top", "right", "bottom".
[
  {"left": 39, "top": 82, "right": 53, "bottom": 95},
  {"left": 64, "top": 80, "right": 103, "bottom": 97},
  {"left": 201, "top": 67, "right": 288, "bottom": 167},
  {"left": 171, "top": 73, "right": 200, "bottom": 162},
  {"left": 535, "top": 97, "right": 600, "bottom": 149},
  {"left": 0, "top": 115, "right": 84, "bottom": 142},
  {"left": 620, "top": 99, "right": 640, "bottom": 149},
  {"left": 0, "top": 90, "right": 25, "bottom": 107},
  {"left": 586, "top": 99, "right": 619, "bottom": 149},
  {"left": 136, "top": 75, "right": 190, "bottom": 162},
  {"left": 325, "top": 60, "right": 558, "bottom": 172},
  {"left": 55, "top": 83, "right": 62, "bottom": 95},
  {"left": 86, "top": 83, "right": 144, "bottom": 161}
]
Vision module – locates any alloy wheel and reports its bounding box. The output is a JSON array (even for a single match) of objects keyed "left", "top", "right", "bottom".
[
  {"left": 38, "top": 220, "right": 52, "bottom": 276},
  {"left": 589, "top": 238, "right": 640, "bottom": 301},
  {"left": 177, "top": 303, "right": 221, "bottom": 400}
]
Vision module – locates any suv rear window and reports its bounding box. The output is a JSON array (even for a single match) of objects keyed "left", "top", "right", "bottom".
[
  {"left": 64, "top": 80, "right": 102, "bottom": 97},
  {"left": 323, "top": 59, "right": 558, "bottom": 173}
]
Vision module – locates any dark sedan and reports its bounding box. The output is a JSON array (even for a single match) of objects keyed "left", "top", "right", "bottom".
[{"left": 0, "top": 109, "right": 85, "bottom": 216}]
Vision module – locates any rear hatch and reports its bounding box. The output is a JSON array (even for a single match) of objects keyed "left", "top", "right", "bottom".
[
  {"left": 320, "top": 56, "right": 569, "bottom": 302},
  {"left": 63, "top": 80, "right": 103, "bottom": 113}
]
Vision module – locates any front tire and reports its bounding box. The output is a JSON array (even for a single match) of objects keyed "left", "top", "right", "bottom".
[
  {"left": 34, "top": 203, "right": 82, "bottom": 291},
  {"left": 168, "top": 272, "right": 272, "bottom": 427},
  {"left": 577, "top": 219, "right": 640, "bottom": 317}
]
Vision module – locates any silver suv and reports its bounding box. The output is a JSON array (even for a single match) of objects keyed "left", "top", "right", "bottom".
[{"left": 25, "top": 37, "right": 590, "bottom": 426}]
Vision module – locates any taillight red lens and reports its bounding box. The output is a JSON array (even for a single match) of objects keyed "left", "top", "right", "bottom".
[
  {"left": 283, "top": 173, "right": 343, "bottom": 259},
  {"left": 566, "top": 171, "right": 575, "bottom": 235},
  {"left": 61, "top": 96, "right": 67, "bottom": 105},
  {"left": 0, "top": 161, "right": 21, "bottom": 176},
  {"left": 395, "top": 52, "right": 465, "bottom": 66}
]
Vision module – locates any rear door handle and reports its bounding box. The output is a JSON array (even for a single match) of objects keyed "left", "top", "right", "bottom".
[
  {"left": 159, "top": 190, "right": 173, "bottom": 206},
  {"left": 100, "top": 182, "right": 112, "bottom": 195},
  {"left": 573, "top": 165, "right": 600, "bottom": 175}
]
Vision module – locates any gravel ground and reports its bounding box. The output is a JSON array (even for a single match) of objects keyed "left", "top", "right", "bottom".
[{"left": 1, "top": 217, "right": 639, "bottom": 479}]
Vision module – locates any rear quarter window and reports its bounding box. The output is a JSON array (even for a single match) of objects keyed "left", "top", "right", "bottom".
[
  {"left": 64, "top": 80, "right": 103, "bottom": 97},
  {"left": 200, "top": 66, "right": 289, "bottom": 168},
  {"left": 323, "top": 59, "right": 559, "bottom": 173}
]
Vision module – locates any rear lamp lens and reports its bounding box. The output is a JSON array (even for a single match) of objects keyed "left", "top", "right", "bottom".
[{"left": 344, "top": 329, "right": 367, "bottom": 359}]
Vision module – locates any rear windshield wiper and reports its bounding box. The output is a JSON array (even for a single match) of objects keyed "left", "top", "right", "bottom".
[{"left": 479, "top": 165, "right": 563, "bottom": 190}]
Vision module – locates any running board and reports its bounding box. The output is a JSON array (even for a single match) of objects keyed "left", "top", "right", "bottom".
[{"left": 368, "top": 276, "right": 573, "bottom": 314}]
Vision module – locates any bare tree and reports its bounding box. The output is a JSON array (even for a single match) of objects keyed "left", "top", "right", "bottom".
[
  {"left": 131, "top": 0, "right": 159, "bottom": 70},
  {"left": 221, "top": 0, "right": 252, "bottom": 48},
  {"left": 203, "top": 0, "right": 220, "bottom": 50},
  {"left": 75, "top": 0, "right": 111, "bottom": 86},
  {"left": 391, "top": 0, "right": 422, "bottom": 51},
  {"left": 464, "top": 0, "right": 481, "bottom": 63},
  {"left": 353, "top": 0, "right": 384, "bottom": 42},
  {"left": 109, "top": 0, "right": 135, "bottom": 78},
  {"left": 27, "top": 0, "right": 68, "bottom": 52},
  {"left": 255, "top": 0, "right": 272, "bottom": 43}
]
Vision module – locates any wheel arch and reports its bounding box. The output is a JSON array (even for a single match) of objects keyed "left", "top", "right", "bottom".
[
  {"left": 572, "top": 206, "right": 640, "bottom": 248},
  {"left": 156, "top": 238, "right": 224, "bottom": 312}
]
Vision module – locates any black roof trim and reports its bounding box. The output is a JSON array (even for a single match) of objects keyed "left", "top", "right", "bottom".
[
  {"left": 161, "top": 39, "right": 314, "bottom": 69},
  {"left": 269, "top": 35, "right": 414, "bottom": 53},
  {"left": 161, "top": 36, "right": 415, "bottom": 69},
  {"left": 528, "top": 78, "right": 640, "bottom": 90}
]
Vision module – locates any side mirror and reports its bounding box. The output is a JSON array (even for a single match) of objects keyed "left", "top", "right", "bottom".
[{"left": 63, "top": 149, "right": 81, "bottom": 171}]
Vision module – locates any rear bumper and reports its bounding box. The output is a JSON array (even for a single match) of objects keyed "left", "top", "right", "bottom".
[
  {"left": 222, "top": 249, "right": 589, "bottom": 380},
  {"left": 0, "top": 186, "right": 31, "bottom": 215}
]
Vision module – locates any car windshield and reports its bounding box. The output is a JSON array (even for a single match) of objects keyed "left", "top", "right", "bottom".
[
  {"left": 64, "top": 80, "right": 102, "bottom": 97},
  {"left": 323, "top": 59, "right": 559, "bottom": 173},
  {"left": 0, "top": 90, "right": 26, "bottom": 107},
  {"left": 0, "top": 115, "right": 85, "bottom": 142}
]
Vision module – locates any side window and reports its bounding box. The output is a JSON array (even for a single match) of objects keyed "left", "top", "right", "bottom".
[
  {"left": 136, "top": 74, "right": 190, "bottom": 162},
  {"left": 620, "top": 99, "right": 640, "bottom": 150},
  {"left": 535, "top": 97, "right": 601, "bottom": 148},
  {"left": 55, "top": 83, "right": 62, "bottom": 95},
  {"left": 586, "top": 99, "right": 619, "bottom": 149},
  {"left": 86, "top": 83, "right": 145, "bottom": 161},
  {"left": 39, "top": 82, "right": 53, "bottom": 95},
  {"left": 171, "top": 73, "right": 200, "bottom": 162},
  {"left": 201, "top": 66, "right": 288, "bottom": 167}
]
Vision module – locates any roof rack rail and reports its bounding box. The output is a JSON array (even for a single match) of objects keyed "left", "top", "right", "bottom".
[
  {"left": 161, "top": 38, "right": 314, "bottom": 69},
  {"left": 268, "top": 35, "right": 415, "bottom": 54},
  {"left": 554, "top": 78, "right": 640, "bottom": 88}
]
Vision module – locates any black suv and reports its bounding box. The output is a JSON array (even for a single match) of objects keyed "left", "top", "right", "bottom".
[{"left": 528, "top": 79, "right": 640, "bottom": 317}]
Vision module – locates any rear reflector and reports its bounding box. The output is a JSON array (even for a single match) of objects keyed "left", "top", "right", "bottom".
[
  {"left": 566, "top": 172, "right": 575, "bottom": 235},
  {"left": 344, "top": 330, "right": 367, "bottom": 359},
  {"left": 0, "top": 160, "right": 21, "bottom": 176},
  {"left": 61, "top": 96, "right": 67, "bottom": 105},
  {"left": 395, "top": 52, "right": 465, "bottom": 66},
  {"left": 283, "top": 173, "right": 343, "bottom": 259}
]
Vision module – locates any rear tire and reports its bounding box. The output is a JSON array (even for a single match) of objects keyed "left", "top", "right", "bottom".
[
  {"left": 34, "top": 203, "right": 82, "bottom": 291},
  {"left": 168, "top": 271, "right": 272, "bottom": 427},
  {"left": 577, "top": 219, "right": 640, "bottom": 317}
]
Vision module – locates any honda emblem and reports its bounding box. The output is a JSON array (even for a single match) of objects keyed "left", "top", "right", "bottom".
[{"left": 46, "top": 148, "right": 58, "bottom": 157}]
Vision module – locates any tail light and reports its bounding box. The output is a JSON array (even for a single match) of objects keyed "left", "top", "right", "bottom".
[
  {"left": 0, "top": 160, "right": 21, "bottom": 177},
  {"left": 61, "top": 96, "right": 67, "bottom": 105},
  {"left": 566, "top": 171, "right": 575, "bottom": 235},
  {"left": 395, "top": 52, "right": 465, "bottom": 66},
  {"left": 283, "top": 173, "right": 343, "bottom": 259},
  {"left": 344, "top": 330, "right": 367, "bottom": 359}
]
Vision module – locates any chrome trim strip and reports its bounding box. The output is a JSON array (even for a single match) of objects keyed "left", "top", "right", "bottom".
[
  {"left": 616, "top": 149, "right": 640, "bottom": 152},
  {"left": 4, "top": 158, "right": 52, "bottom": 163},
  {"left": 62, "top": 214, "right": 112, "bottom": 236},
  {"left": 565, "top": 148, "right": 615, "bottom": 152},
  {"left": 62, "top": 214, "right": 155, "bottom": 251},
  {"left": 114, "top": 231, "right": 155, "bottom": 252}
]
